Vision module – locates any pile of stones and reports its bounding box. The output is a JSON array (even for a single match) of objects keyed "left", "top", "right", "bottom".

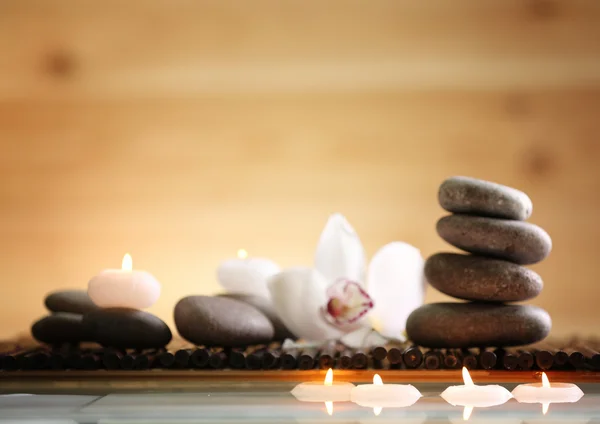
[{"left": 407, "top": 176, "right": 553, "bottom": 348}]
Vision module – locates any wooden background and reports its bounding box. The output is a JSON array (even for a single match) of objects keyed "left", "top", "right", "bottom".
[{"left": 1, "top": 0, "right": 599, "bottom": 340}]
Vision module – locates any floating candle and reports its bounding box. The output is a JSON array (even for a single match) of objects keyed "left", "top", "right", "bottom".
[
  {"left": 441, "top": 368, "right": 512, "bottom": 408},
  {"left": 291, "top": 368, "right": 355, "bottom": 402},
  {"left": 351, "top": 374, "right": 422, "bottom": 409},
  {"left": 512, "top": 372, "right": 583, "bottom": 413},
  {"left": 88, "top": 254, "right": 160, "bottom": 309},
  {"left": 217, "top": 249, "right": 280, "bottom": 299}
]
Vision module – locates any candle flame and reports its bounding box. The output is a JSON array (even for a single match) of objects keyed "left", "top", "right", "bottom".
[
  {"left": 462, "top": 367, "right": 474, "bottom": 386},
  {"left": 543, "top": 403, "right": 549, "bottom": 415},
  {"left": 542, "top": 372, "right": 550, "bottom": 388},
  {"left": 463, "top": 405, "right": 473, "bottom": 421},
  {"left": 325, "top": 401, "right": 333, "bottom": 416},
  {"left": 373, "top": 374, "right": 383, "bottom": 385},
  {"left": 122, "top": 253, "right": 132, "bottom": 271},
  {"left": 324, "top": 368, "right": 333, "bottom": 386},
  {"left": 373, "top": 407, "right": 382, "bottom": 416},
  {"left": 237, "top": 249, "right": 248, "bottom": 259}
]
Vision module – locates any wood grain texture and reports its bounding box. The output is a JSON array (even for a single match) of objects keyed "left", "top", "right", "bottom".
[{"left": 0, "top": 0, "right": 599, "bottom": 340}]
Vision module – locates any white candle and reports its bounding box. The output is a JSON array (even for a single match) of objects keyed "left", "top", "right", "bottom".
[
  {"left": 291, "top": 368, "right": 355, "bottom": 402},
  {"left": 512, "top": 372, "right": 583, "bottom": 414},
  {"left": 441, "top": 368, "right": 512, "bottom": 408},
  {"left": 351, "top": 374, "right": 422, "bottom": 408},
  {"left": 88, "top": 253, "right": 161, "bottom": 309},
  {"left": 217, "top": 249, "right": 280, "bottom": 299}
]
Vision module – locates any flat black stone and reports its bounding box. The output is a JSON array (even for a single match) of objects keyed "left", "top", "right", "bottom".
[
  {"left": 31, "top": 313, "right": 95, "bottom": 345},
  {"left": 439, "top": 176, "right": 533, "bottom": 220},
  {"left": 45, "top": 290, "right": 99, "bottom": 315},
  {"left": 82, "top": 308, "right": 172, "bottom": 349},
  {"left": 425, "top": 253, "right": 543, "bottom": 302},
  {"left": 406, "top": 303, "right": 551, "bottom": 348},
  {"left": 437, "top": 215, "right": 552, "bottom": 265},
  {"left": 174, "top": 296, "right": 274, "bottom": 347}
]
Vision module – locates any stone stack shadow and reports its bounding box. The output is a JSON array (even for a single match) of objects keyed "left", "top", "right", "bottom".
[{"left": 406, "top": 176, "right": 553, "bottom": 348}]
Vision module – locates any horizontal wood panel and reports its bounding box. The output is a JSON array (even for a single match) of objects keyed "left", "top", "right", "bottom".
[
  {"left": 0, "top": 90, "right": 599, "bottom": 339},
  {"left": 1, "top": 0, "right": 600, "bottom": 99}
]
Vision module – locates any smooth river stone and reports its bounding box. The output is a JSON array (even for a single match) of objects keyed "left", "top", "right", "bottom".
[
  {"left": 82, "top": 308, "right": 172, "bottom": 349},
  {"left": 219, "top": 293, "right": 296, "bottom": 341},
  {"left": 425, "top": 253, "right": 543, "bottom": 302},
  {"left": 437, "top": 214, "right": 552, "bottom": 265},
  {"left": 174, "top": 296, "right": 275, "bottom": 346},
  {"left": 45, "top": 289, "right": 99, "bottom": 314},
  {"left": 32, "top": 313, "right": 94, "bottom": 344},
  {"left": 406, "top": 303, "right": 551, "bottom": 348},
  {"left": 439, "top": 176, "right": 533, "bottom": 220}
]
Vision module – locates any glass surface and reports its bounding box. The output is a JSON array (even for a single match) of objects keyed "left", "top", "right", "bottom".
[{"left": 0, "top": 383, "right": 598, "bottom": 423}]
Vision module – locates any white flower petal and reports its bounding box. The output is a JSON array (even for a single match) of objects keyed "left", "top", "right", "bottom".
[
  {"left": 314, "top": 213, "right": 366, "bottom": 283},
  {"left": 367, "top": 242, "right": 426, "bottom": 339},
  {"left": 267, "top": 267, "right": 345, "bottom": 342},
  {"left": 340, "top": 327, "right": 389, "bottom": 349},
  {"left": 217, "top": 257, "right": 280, "bottom": 299}
]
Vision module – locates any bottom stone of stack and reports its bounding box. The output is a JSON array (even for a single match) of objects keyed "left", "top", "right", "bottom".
[{"left": 406, "top": 302, "right": 551, "bottom": 348}]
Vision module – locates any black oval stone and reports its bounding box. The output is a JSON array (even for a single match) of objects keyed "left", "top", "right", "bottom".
[
  {"left": 82, "top": 308, "right": 172, "bottom": 349},
  {"left": 439, "top": 176, "right": 533, "bottom": 220},
  {"left": 437, "top": 214, "right": 552, "bottom": 264},
  {"left": 31, "top": 313, "right": 94, "bottom": 344},
  {"left": 406, "top": 303, "right": 551, "bottom": 348},
  {"left": 45, "top": 290, "right": 99, "bottom": 314},
  {"left": 174, "top": 296, "right": 274, "bottom": 347},
  {"left": 425, "top": 253, "right": 543, "bottom": 302}
]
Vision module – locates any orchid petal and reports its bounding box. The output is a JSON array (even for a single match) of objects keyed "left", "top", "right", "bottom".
[
  {"left": 367, "top": 242, "right": 426, "bottom": 339},
  {"left": 267, "top": 268, "right": 345, "bottom": 342},
  {"left": 341, "top": 326, "right": 389, "bottom": 349},
  {"left": 314, "top": 213, "right": 366, "bottom": 283},
  {"left": 217, "top": 258, "right": 280, "bottom": 299}
]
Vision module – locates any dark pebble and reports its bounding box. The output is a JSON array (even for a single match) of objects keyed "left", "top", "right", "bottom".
[
  {"left": 406, "top": 303, "right": 551, "bottom": 348},
  {"left": 31, "top": 313, "right": 95, "bottom": 345},
  {"left": 174, "top": 296, "right": 274, "bottom": 347},
  {"left": 82, "top": 308, "right": 172, "bottom": 349},
  {"left": 425, "top": 253, "right": 543, "bottom": 302},
  {"left": 439, "top": 176, "right": 533, "bottom": 220},
  {"left": 437, "top": 215, "right": 552, "bottom": 265},
  {"left": 45, "top": 290, "right": 99, "bottom": 315}
]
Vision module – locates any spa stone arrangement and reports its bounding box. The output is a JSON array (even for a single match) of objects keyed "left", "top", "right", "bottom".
[{"left": 3, "top": 176, "right": 600, "bottom": 374}]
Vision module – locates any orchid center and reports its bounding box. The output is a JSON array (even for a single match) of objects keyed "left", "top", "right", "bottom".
[{"left": 321, "top": 279, "right": 374, "bottom": 327}]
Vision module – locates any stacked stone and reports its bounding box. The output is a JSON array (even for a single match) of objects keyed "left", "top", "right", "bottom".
[{"left": 406, "top": 176, "right": 553, "bottom": 348}]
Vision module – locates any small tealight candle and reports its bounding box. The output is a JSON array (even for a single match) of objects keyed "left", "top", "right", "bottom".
[
  {"left": 441, "top": 368, "right": 512, "bottom": 408},
  {"left": 88, "top": 253, "right": 160, "bottom": 309},
  {"left": 512, "top": 372, "right": 583, "bottom": 414},
  {"left": 217, "top": 249, "right": 280, "bottom": 299},
  {"left": 351, "top": 374, "right": 422, "bottom": 409},
  {"left": 291, "top": 368, "right": 355, "bottom": 402}
]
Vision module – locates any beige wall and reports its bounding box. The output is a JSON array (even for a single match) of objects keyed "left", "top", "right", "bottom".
[{"left": 1, "top": 0, "right": 600, "bottom": 341}]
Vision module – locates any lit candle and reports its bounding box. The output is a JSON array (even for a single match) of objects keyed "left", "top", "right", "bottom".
[
  {"left": 88, "top": 253, "right": 160, "bottom": 309},
  {"left": 291, "top": 368, "right": 355, "bottom": 402},
  {"left": 351, "top": 374, "right": 422, "bottom": 411},
  {"left": 441, "top": 368, "right": 512, "bottom": 411},
  {"left": 217, "top": 249, "right": 280, "bottom": 299},
  {"left": 512, "top": 372, "right": 583, "bottom": 414}
]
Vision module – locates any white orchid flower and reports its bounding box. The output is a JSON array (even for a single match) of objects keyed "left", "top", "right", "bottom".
[{"left": 268, "top": 213, "right": 426, "bottom": 348}]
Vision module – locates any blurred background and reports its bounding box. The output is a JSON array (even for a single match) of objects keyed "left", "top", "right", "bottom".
[{"left": 0, "top": 0, "right": 599, "bottom": 341}]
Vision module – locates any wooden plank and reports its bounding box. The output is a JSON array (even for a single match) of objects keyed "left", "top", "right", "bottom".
[{"left": 1, "top": 0, "right": 600, "bottom": 99}]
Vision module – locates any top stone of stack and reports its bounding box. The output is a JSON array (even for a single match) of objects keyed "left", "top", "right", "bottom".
[{"left": 439, "top": 176, "right": 533, "bottom": 221}]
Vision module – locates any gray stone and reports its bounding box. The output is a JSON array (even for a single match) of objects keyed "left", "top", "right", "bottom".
[
  {"left": 437, "top": 214, "right": 552, "bottom": 265},
  {"left": 406, "top": 302, "right": 551, "bottom": 348},
  {"left": 174, "top": 296, "right": 274, "bottom": 347},
  {"left": 45, "top": 290, "right": 99, "bottom": 314},
  {"left": 82, "top": 308, "right": 172, "bottom": 349},
  {"left": 31, "top": 313, "right": 94, "bottom": 345},
  {"left": 439, "top": 176, "right": 533, "bottom": 220},
  {"left": 219, "top": 293, "right": 296, "bottom": 341},
  {"left": 425, "top": 253, "right": 543, "bottom": 302}
]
